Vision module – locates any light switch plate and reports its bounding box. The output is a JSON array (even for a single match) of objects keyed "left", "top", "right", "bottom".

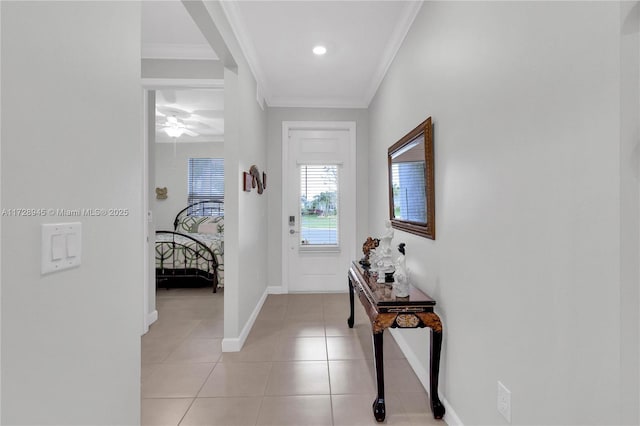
[{"left": 41, "top": 222, "right": 82, "bottom": 274}]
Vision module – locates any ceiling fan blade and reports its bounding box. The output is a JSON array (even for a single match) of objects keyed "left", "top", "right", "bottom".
[
  {"left": 190, "top": 110, "right": 224, "bottom": 120},
  {"left": 182, "top": 121, "right": 211, "bottom": 130},
  {"left": 183, "top": 129, "right": 199, "bottom": 137},
  {"left": 155, "top": 105, "right": 190, "bottom": 120}
]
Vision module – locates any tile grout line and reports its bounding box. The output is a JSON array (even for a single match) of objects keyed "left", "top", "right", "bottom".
[
  {"left": 252, "top": 360, "right": 274, "bottom": 426},
  {"left": 175, "top": 396, "right": 197, "bottom": 426},
  {"left": 323, "top": 298, "right": 337, "bottom": 426},
  {"left": 175, "top": 347, "right": 220, "bottom": 424},
  {"left": 144, "top": 288, "right": 224, "bottom": 425}
]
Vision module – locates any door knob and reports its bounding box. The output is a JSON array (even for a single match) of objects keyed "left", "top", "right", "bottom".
[{"left": 289, "top": 229, "right": 298, "bottom": 234}]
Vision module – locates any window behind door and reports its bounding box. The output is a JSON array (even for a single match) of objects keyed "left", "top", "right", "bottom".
[{"left": 188, "top": 158, "right": 224, "bottom": 214}]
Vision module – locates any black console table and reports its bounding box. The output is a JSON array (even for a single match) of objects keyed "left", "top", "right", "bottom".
[{"left": 347, "top": 261, "right": 445, "bottom": 422}]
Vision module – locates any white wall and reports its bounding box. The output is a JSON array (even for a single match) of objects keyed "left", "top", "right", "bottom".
[
  {"left": 146, "top": 91, "right": 157, "bottom": 330},
  {"left": 620, "top": 2, "right": 640, "bottom": 423},
  {"left": 227, "top": 65, "right": 268, "bottom": 339},
  {"left": 153, "top": 142, "right": 224, "bottom": 230},
  {"left": 191, "top": 1, "right": 269, "bottom": 345},
  {"left": 1, "top": 2, "right": 142, "bottom": 424},
  {"left": 0, "top": 1, "right": 3, "bottom": 419},
  {"left": 368, "top": 2, "right": 638, "bottom": 424},
  {"left": 141, "top": 59, "right": 224, "bottom": 80},
  {"left": 266, "top": 107, "right": 369, "bottom": 289}
]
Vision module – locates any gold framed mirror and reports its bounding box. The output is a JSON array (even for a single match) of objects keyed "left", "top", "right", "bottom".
[{"left": 387, "top": 117, "right": 435, "bottom": 239}]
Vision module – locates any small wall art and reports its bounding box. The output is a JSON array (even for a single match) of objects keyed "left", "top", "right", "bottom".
[
  {"left": 243, "top": 172, "right": 252, "bottom": 192},
  {"left": 249, "top": 165, "right": 264, "bottom": 194},
  {"left": 243, "top": 166, "right": 267, "bottom": 194},
  {"left": 155, "top": 187, "right": 168, "bottom": 199}
]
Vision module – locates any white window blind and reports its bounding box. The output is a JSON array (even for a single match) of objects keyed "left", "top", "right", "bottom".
[
  {"left": 299, "top": 165, "right": 339, "bottom": 246},
  {"left": 188, "top": 158, "right": 224, "bottom": 207}
]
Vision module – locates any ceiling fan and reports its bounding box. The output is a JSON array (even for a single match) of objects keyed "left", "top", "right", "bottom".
[
  {"left": 155, "top": 103, "right": 224, "bottom": 138},
  {"left": 158, "top": 114, "right": 199, "bottom": 138}
]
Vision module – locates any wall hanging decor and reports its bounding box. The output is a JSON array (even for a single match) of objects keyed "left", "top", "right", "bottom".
[
  {"left": 155, "top": 187, "right": 168, "bottom": 199},
  {"left": 243, "top": 166, "right": 266, "bottom": 194},
  {"left": 249, "top": 165, "right": 264, "bottom": 194},
  {"left": 243, "top": 172, "right": 252, "bottom": 192},
  {"left": 388, "top": 116, "right": 435, "bottom": 239}
]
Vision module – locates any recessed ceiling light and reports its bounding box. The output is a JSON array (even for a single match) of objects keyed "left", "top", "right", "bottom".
[{"left": 313, "top": 45, "right": 327, "bottom": 56}]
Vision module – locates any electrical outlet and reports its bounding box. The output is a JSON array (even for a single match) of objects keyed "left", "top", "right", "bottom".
[{"left": 497, "top": 381, "right": 511, "bottom": 423}]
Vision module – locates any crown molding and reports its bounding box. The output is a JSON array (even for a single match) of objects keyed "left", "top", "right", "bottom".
[
  {"left": 267, "top": 96, "right": 369, "bottom": 110},
  {"left": 363, "top": 1, "right": 423, "bottom": 106},
  {"left": 141, "top": 78, "right": 224, "bottom": 89},
  {"left": 142, "top": 43, "right": 218, "bottom": 60},
  {"left": 219, "top": 1, "right": 271, "bottom": 103},
  {"left": 218, "top": 1, "right": 422, "bottom": 109},
  {"left": 156, "top": 136, "right": 224, "bottom": 144}
]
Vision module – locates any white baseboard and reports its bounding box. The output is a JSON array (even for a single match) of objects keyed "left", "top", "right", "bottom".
[
  {"left": 221, "top": 287, "right": 269, "bottom": 352},
  {"left": 266, "top": 285, "right": 348, "bottom": 295},
  {"left": 389, "top": 328, "right": 463, "bottom": 426},
  {"left": 441, "top": 393, "right": 463, "bottom": 426},
  {"left": 146, "top": 310, "right": 158, "bottom": 329}
]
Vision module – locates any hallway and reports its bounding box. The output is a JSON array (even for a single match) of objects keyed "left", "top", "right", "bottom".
[{"left": 141, "top": 288, "right": 440, "bottom": 425}]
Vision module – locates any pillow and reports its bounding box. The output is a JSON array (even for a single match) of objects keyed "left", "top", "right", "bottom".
[
  {"left": 199, "top": 216, "right": 224, "bottom": 234},
  {"left": 176, "top": 215, "right": 224, "bottom": 234},
  {"left": 176, "top": 216, "right": 210, "bottom": 233},
  {"left": 198, "top": 222, "right": 219, "bottom": 234}
]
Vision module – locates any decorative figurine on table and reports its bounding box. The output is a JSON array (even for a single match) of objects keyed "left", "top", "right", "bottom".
[
  {"left": 371, "top": 220, "right": 395, "bottom": 283},
  {"left": 393, "top": 243, "right": 409, "bottom": 297},
  {"left": 359, "top": 237, "right": 380, "bottom": 267}
]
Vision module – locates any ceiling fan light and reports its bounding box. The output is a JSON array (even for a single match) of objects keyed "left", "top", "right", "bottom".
[{"left": 164, "top": 127, "right": 184, "bottom": 138}]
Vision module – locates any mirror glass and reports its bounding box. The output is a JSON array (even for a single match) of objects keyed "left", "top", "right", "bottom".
[{"left": 388, "top": 117, "right": 435, "bottom": 239}]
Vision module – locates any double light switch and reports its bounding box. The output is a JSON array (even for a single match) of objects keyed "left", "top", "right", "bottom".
[{"left": 41, "top": 223, "right": 82, "bottom": 274}]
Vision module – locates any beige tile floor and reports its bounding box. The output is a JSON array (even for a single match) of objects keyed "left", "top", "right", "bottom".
[{"left": 141, "top": 287, "right": 443, "bottom": 426}]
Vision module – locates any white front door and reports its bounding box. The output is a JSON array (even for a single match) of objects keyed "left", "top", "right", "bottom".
[{"left": 283, "top": 122, "right": 356, "bottom": 293}]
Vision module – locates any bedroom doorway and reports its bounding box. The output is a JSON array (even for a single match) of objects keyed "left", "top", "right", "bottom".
[
  {"left": 282, "top": 122, "right": 357, "bottom": 293},
  {"left": 141, "top": 84, "right": 227, "bottom": 415},
  {"left": 142, "top": 81, "right": 225, "bottom": 332}
]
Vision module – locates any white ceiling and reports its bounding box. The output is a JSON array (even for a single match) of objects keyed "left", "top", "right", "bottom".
[
  {"left": 142, "top": 1, "right": 217, "bottom": 60},
  {"left": 155, "top": 89, "right": 224, "bottom": 143},
  {"left": 222, "top": 1, "right": 421, "bottom": 108},
  {"left": 142, "top": 0, "right": 421, "bottom": 110}
]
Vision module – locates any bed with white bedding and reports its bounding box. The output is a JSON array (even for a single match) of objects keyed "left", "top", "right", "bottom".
[{"left": 155, "top": 200, "right": 224, "bottom": 292}]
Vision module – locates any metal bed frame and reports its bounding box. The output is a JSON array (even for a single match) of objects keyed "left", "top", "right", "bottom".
[{"left": 156, "top": 200, "right": 224, "bottom": 293}]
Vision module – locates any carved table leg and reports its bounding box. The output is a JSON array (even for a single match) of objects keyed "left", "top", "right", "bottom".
[
  {"left": 430, "top": 328, "right": 445, "bottom": 419},
  {"left": 372, "top": 331, "right": 386, "bottom": 422},
  {"left": 347, "top": 278, "right": 355, "bottom": 328}
]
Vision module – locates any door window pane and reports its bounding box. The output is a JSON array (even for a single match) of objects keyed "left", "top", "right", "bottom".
[{"left": 299, "top": 165, "right": 339, "bottom": 246}]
